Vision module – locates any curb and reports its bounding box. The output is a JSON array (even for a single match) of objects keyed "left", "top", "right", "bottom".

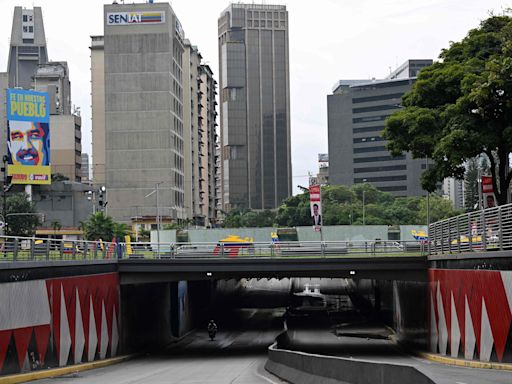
[
  {"left": 419, "top": 352, "right": 512, "bottom": 371},
  {"left": 0, "top": 355, "right": 134, "bottom": 384}
]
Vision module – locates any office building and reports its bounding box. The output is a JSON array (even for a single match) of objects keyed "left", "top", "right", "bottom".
[
  {"left": 327, "top": 59, "right": 432, "bottom": 196},
  {"left": 218, "top": 3, "right": 292, "bottom": 211},
  {"left": 5, "top": 7, "right": 82, "bottom": 182}
]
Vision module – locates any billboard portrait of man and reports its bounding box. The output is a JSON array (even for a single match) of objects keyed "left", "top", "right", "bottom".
[
  {"left": 6, "top": 88, "right": 51, "bottom": 184},
  {"left": 8, "top": 120, "right": 50, "bottom": 166}
]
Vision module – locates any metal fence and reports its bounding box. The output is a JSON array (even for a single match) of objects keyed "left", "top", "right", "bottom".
[
  {"left": 0, "top": 236, "right": 426, "bottom": 262},
  {"left": 429, "top": 203, "right": 512, "bottom": 255}
]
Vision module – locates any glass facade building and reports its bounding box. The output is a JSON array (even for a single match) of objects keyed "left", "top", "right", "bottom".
[{"left": 218, "top": 4, "right": 291, "bottom": 210}]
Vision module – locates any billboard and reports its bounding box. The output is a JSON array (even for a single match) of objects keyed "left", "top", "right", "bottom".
[
  {"left": 309, "top": 184, "right": 322, "bottom": 231},
  {"left": 7, "top": 89, "right": 51, "bottom": 184}
]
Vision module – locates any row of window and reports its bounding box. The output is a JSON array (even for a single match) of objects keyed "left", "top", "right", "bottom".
[
  {"left": 247, "top": 20, "right": 286, "bottom": 28},
  {"left": 353, "top": 146, "right": 387, "bottom": 154},
  {"left": 353, "top": 136, "right": 384, "bottom": 144},
  {"left": 247, "top": 10, "right": 286, "bottom": 19},
  {"left": 353, "top": 125, "right": 384, "bottom": 134},
  {"left": 353, "top": 155, "right": 405, "bottom": 163},
  {"left": 352, "top": 104, "right": 399, "bottom": 114},
  {"left": 352, "top": 93, "right": 404, "bottom": 104},
  {"left": 353, "top": 115, "right": 387, "bottom": 124},
  {"left": 354, "top": 175, "right": 407, "bottom": 183},
  {"left": 354, "top": 165, "right": 406, "bottom": 173}
]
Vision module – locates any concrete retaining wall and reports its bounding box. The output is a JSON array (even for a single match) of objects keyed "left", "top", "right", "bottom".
[
  {"left": 265, "top": 341, "right": 435, "bottom": 384},
  {"left": 152, "top": 225, "right": 426, "bottom": 243}
]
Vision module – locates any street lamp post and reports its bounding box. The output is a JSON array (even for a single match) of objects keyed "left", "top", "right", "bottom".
[
  {"left": 362, "top": 190, "right": 366, "bottom": 226},
  {"left": 145, "top": 182, "right": 163, "bottom": 257}
]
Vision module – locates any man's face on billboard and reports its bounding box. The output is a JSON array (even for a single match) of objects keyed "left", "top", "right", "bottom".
[
  {"left": 313, "top": 204, "right": 319, "bottom": 215},
  {"left": 8, "top": 121, "right": 47, "bottom": 166}
]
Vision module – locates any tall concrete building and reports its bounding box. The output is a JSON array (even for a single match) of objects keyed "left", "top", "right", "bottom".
[
  {"left": 90, "top": 35, "right": 105, "bottom": 187},
  {"left": 98, "top": 2, "right": 187, "bottom": 223},
  {"left": 34, "top": 62, "right": 82, "bottom": 181},
  {"left": 443, "top": 177, "right": 464, "bottom": 209},
  {"left": 4, "top": 7, "right": 81, "bottom": 182},
  {"left": 218, "top": 3, "right": 291, "bottom": 211},
  {"left": 7, "top": 7, "right": 48, "bottom": 89},
  {"left": 327, "top": 59, "right": 432, "bottom": 197},
  {"left": 183, "top": 41, "right": 219, "bottom": 227}
]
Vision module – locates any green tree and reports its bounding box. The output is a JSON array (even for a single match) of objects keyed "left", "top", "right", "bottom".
[
  {"left": 384, "top": 15, "right": 512, "bottom": 205},
  {"left": 419, "top": 194, "right": 462, "bottom": 223},
  {"left": 113, "top": 222, "right": 129, "bottom": 238},
  {"left": 5, "top": 193, "right": 40, "bottom": 236},
  {"left": 51, "top": 220, "right": 62, "bottom": 238},
  {"left": 81, "top": 212, "right": 115, "bottom": 241}
]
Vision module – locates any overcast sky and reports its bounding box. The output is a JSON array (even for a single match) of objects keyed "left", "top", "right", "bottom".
[{"left": 0, "top": 0, "right": 509, "bottom": 194}]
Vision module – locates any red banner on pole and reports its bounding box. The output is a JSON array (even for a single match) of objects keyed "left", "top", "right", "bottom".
[
  {"left": 481, "top": 176, "right": 496, "bottom": 208},
  {"left": 309, "top": 185, "right": 322, "bottom": 229}
]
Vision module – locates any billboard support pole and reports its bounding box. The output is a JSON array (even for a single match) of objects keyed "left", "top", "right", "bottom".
[{"left": 25, "top": 185, "right": 32, "bottom": 201}]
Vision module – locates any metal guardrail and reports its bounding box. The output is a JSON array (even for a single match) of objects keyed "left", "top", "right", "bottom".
[
  {"left": 429, "top": 203, "right": 512, "bottom": 255},
  {"left": 0, "top": 235, "right": 426, "bottom": 263}
]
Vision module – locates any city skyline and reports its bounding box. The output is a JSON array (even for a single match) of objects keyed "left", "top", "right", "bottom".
[{"left": 0, "top": 0, "right": 507, "bottom": 195}]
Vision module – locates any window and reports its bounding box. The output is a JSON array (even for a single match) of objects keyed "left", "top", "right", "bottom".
[
  {"left": 352, "top": 104, "right": 399, "bottom": 114},
  {"left": 352, "top": 93, "right": 404, "bottom": 104},
  {"left": 353, "top": 126, "right": 384, "bottom": 134},
  {"left": 354, "top": 155, "right": 405, "bottom": 163},
  {"left": 28, "top": 26, "right": 33, "bottom": 33},
  {"left": 354, "top": 175, "right": 406, "bottom": 183},
  {"left": 353, "top": 146, "right": 387, "bottom": 154},
  {"left": 23, "top": 15, "right": 27, "bottom": 22},
  {"left": 353, "top": 115, "right": 387, "bottom": 124},
  {"left": 354, "top": 165, "right": 406, "bottom": 173},
  {"left": 353, "top": 136, "right": 384, "bottom": 143}
]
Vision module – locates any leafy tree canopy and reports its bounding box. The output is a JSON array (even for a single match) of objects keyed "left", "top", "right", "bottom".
[
  {"left": 221, "top": 184, "right": 460, "bottom": 227},
  {"left": 5, "top": 193, "right": 40, "bottom": 236},
  {"left": 81, "top": 212, "right": 128, "bottom": 241},
  {"left": 383, "top": 15, "right": 512, "bottom": 205}
]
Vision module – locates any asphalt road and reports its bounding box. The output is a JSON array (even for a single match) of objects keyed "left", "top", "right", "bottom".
[
  {"left": 34, "top": 309, "right": 287, "bottom": 384},
  {"left": 285, "top": 323, "right": 512, "bottom": 384}
]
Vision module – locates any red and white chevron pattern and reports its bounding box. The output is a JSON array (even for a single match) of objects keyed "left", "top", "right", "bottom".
[
  {"left": 0, "top": 273, "right": 120, "bottom": 373},
  {"left": 429, "top": 269, "right": 512, "bottom": 362}
]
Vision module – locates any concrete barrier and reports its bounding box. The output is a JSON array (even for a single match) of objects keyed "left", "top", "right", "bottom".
[{"left": 265, "top": 341, "right": 435, "bottom": 384}]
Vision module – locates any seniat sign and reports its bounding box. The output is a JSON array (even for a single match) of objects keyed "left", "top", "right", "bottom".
[{"left": 107, "top": 12, "right": 165, "bottom": 25}]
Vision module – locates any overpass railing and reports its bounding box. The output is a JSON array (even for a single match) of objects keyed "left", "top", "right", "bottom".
[
  {"left": 0, "top": 235, "right": 426, "bottom": 262},
  {"left": 428, "top": 203, "right": 512, "bottom": 255}
]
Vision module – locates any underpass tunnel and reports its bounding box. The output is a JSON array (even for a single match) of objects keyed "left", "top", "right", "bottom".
[{"left": 119, "top": 276, "right": 427, "bottom": 354}]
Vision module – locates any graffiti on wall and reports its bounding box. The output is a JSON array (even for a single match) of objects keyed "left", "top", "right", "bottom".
[
  {"left": 429, "top": 269, "right": 512, "bottom": 362},
  {"left": 0, "top": 273, "right": 119, "bottom": 374}
]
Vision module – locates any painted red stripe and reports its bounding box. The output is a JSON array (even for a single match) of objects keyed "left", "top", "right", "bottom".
[{"left": 0, "top": 330, "right": 12, "bottom": 371}]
